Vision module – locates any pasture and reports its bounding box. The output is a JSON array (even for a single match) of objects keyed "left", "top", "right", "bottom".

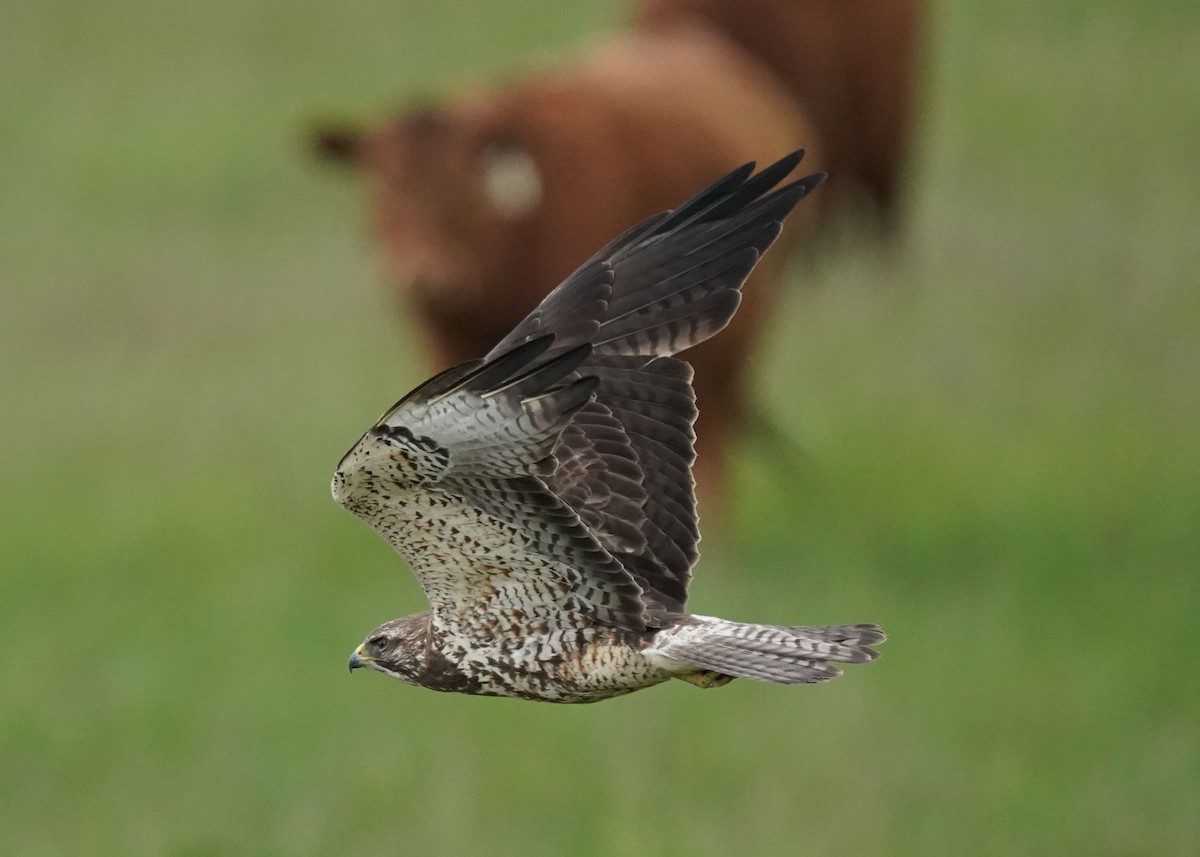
[{"left": 1, "top": 1, "right": 1197, "bottom": 854}]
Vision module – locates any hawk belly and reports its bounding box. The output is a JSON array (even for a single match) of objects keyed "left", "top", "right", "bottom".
[{"left": 432, "top": 623, "right": 675, "bottom": 703}]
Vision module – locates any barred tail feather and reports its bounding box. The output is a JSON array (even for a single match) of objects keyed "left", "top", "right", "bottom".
[{"left": 646, "top": 618, "right": 885, "bottom": 686}]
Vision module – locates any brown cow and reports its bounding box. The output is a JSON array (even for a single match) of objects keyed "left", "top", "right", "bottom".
[{"left": 317, "top": 24, "right": 820, "bottom": 500}]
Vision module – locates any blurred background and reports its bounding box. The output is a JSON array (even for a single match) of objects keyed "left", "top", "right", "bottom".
[{"left": 2, "top": 1, "right": 1197, "bottom": 854}]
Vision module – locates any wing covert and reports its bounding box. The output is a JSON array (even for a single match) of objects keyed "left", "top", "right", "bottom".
[{"left": 334, "top": 336, "right": 648, "bottom": 630}]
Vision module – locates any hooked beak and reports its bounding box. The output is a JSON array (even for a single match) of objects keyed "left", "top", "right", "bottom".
[{"left": 348, "top": 644, "right": 376, "bottom": 673}]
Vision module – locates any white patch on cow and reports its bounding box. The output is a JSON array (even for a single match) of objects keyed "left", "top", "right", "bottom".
[{"left": 480, "top": 141, "right": 543, "bottom": 220}]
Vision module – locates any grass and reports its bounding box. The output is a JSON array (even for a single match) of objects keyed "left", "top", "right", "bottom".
[{"left": 2, "top": 0, "right": 1198, "bottom": 854}]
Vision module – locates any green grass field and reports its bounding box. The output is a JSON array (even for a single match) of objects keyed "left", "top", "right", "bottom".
[{"left": 2, "top": 1, "right": 1198, "bottom": 854}]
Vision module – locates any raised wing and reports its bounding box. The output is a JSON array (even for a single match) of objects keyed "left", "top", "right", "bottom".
[
  {"left": 334, "top": 151, "right": 822, "bottom": 632},
  {"left": 487, "top": 150, "right": 824, "bottom": 613}
]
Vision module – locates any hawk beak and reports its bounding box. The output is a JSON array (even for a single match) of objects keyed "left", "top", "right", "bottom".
[{"left": 348, "top": 645, "right": 375, "bottom": 672}]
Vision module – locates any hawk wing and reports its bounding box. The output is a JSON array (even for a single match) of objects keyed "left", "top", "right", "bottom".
[{"left": 333, "top": 151, "right": 823, "bottom": 632}]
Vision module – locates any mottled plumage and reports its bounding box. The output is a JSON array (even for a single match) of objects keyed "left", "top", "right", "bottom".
[{"left": 334, "top": 151, "right": 884, "bottom": 703}]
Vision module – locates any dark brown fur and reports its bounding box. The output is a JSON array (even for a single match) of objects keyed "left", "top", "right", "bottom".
[{"left": 638, "top": 0, "right": 925, "bottom": 226}]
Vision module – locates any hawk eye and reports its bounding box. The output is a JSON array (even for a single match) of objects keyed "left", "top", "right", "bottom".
[{"left": 369, "top": 635, "right": 389, "bottom": 652}]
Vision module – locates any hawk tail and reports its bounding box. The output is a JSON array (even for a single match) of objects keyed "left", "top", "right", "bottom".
[{"left": 646, "top": 618, "right": 885, "bottom": 686}]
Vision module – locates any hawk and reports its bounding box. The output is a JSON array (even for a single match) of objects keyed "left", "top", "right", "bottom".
[{"left": 335, "top": 151, "right": 884, "bottom": 703}]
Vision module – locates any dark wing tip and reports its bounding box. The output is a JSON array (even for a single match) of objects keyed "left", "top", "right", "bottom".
[
  {"left": 647, "top": 150, "right": 817, "bottom": 239},
  {"left": 793, "top": 169, "right": 827, "bottom": 197}
]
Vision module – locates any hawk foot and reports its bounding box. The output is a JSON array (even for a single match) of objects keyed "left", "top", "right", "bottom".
[{"left": 678, "top": 670, "right": 735, "bottom": 689}]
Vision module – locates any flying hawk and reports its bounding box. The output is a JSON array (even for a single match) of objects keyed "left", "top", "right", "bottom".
[{"left": 335, "top": 151, "right": 884, "bottom": 703}]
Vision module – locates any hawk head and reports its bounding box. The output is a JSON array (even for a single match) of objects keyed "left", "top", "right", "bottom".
[{"left": 346, "top": 614, "right": 428, "bottom": 685}]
